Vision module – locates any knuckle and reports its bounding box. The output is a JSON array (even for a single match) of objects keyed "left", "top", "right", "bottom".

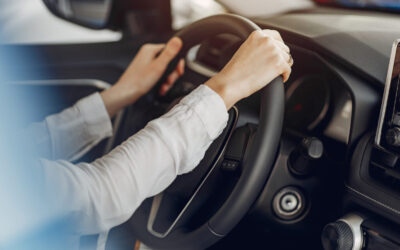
[
  {"left": 270, "top": 48, "right": 281, "bottom": 59},
  {"left": 263, "top": 35, "right": 273, "bottom": 44},
  {"left": 250, "top": 30, "right": 262, "bottom": 40},
  {"left": 275, "top": 57, "right": 285, "bottom": 69},
  {"left": 264, "top": 29, "right": 282, "bottom": 39},
  {"left": 262, "top": 35, "right": 273, "bottom": 45},
  {"left": 255, "top": 35, "right": 271, "bottom": 47},
  {"left": 272, "top": 30, "right": 282, "bottom": 38},
  {"left": 260, "top": 34, "right": 270, "bottom": 41},
  {"left": 141, "top": 44, "right": 151, "bottom": 50}
]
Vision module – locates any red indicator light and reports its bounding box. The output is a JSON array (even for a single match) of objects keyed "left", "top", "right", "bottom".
[{"left": 294, "top": 104, "right": 302, "bottom": 111}]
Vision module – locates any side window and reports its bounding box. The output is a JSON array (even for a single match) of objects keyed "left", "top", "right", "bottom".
[
  {"left": 0, "top": 0, "right": 227, "bottom": 44},
  {"left": 171, "top": 0, "right": 226, "bottom": 29},
  {"left": 0, "top": 0, "right": 121, "bottom": 44}
]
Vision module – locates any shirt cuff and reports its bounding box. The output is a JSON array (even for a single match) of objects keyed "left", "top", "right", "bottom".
[
  {"left": 76, "top": 92, "right": 113, "bottom": 140},
  {"left": 180, "top": 85, "right": 229, "bottom": 139}
]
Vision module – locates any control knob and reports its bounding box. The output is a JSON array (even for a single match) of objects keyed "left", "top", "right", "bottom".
[
  {"left": 288, "top": 137, "right": 324, "bottom": 176},
  {"left": 321, "top": 214, "right": 364, "bottom": 250}
]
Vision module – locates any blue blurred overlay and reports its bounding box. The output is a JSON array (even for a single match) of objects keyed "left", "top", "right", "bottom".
[{"left": 0, "top": 33, "right": 68, "bottom": 249}]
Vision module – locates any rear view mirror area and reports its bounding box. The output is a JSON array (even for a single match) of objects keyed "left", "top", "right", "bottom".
[{"left": 42, "top": 0, "right": 113, "bottom": 29}]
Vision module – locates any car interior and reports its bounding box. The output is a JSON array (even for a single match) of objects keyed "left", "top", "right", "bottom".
[{"left": 3, "top": 0, "right": 400, "bottom": 249}]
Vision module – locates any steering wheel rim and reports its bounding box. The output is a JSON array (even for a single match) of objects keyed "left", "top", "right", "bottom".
[{"left": 130, "top": 14, "right": 285, "bottom": 249}]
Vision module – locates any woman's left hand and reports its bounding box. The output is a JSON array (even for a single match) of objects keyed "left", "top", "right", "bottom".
[{"left": 101, "top": 37, "right": 185, "bottom": 117}]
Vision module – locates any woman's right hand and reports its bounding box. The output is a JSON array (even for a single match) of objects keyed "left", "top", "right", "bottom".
[{"left": 205, "top": 29, "right": 293, "bottom": 109}]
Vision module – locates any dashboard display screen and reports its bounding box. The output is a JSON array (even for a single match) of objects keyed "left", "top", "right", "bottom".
[{"left": 376, "top": 40, "right": 400, "bottom": 152}]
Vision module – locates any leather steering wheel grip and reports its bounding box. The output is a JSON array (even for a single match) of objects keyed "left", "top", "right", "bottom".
[
  {"left": 156, "top": 14, "right": 261, "bottom": 89},
  {"left": 132, "top": 14, "right": 285, "bottom": 250},
  {"left": 209, "top": 77, "right": 285, "bottom": 236}
]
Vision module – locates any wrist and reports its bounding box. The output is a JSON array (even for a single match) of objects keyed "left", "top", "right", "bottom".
[
  {"left": 101, "top": 82, "right": 143, "bottom": 117},
  {"left": 205, "top": 75, "right": 238, "bottom": 109},
  {"left": 115, "top": 81, "right": 145, "bottom": 104}
]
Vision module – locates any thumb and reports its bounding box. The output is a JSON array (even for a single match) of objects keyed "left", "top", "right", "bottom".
[{"left": 155, "top": 37, "right": 183, "bottom": 67}]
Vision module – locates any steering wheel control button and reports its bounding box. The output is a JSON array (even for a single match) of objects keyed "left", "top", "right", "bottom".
[
  {"left": 386, "top": 127, "right": 400, "bottom": 147},
  {"left": 273, "top": 187, "right": 306, "bottom": 220},
  {"left": 289, "top": 137, "right": 324, "bottom": 176},
  {"left": 221, "top": 159, "right": 240, "bottom": 171}
]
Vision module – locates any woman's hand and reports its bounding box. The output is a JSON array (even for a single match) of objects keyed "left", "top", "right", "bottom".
[
  {"left": 101, "top": 37, "right": 185, "bottom": 117},
  {"left": 205, "top": 30, "right": 292, "bottom": 109}
]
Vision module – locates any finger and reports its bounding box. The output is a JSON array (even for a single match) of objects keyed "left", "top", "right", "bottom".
[
  {"left": 167, "top": 69, "right": 181, "bottom": 86},
  {"left": 282, "top": 63, "right": 292, "bottom": 83},
  {"left": 155, "top": 37, "right": 183, "bottom": 67},
  {"left": 274, "top": 40, "right": 290, "bottom": 54},
  {"left": 262, "top": 29, "right": 284, "bottom": 43},
  {"left": 140, "top": 43, "right": 165, "bottom": 59},
  {"left": 273, "top": 40, "right": 292, "bottom": 65},
  {"left": 159, "top": 83, "right": 170, "bottom": 96},
  {"left": 177, "top": 59, "right": 185, "bottom": 75},
  {"left": 288, "top": 54, "right": 294, "bottom": 67},
  {"left": 159, "top": 69, "right": 181, "bottom": 96},
  {"left": 280, "top": 49, "right": 291, "bottom": 65}
]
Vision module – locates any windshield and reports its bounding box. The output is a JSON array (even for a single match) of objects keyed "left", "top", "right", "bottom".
[{"left": 315, "top": 0, "right": 400, "bottom": 12}]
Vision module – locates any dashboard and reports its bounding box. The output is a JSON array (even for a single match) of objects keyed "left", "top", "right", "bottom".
[
  {"left": 255, "top": 7, "right": 400, "bottom": 249},
  {"left": 162, "top": 7, "right": 400, "bottom": 249}
]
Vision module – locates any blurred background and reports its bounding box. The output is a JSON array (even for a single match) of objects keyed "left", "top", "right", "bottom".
[{"left": 0, "top": 0, "right": 315, "bottom": 44}]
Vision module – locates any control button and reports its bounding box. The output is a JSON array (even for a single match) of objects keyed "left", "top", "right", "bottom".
[
  {"left": 273, "top": 186, "right": 306, "bottom": 220},
  {"left": 386, "top": 127, "right": 400, "bottom": 147},
  {"left": 289, "top": 137, "right": 324, "bottom": 176},
  {"left": 221, "top": 159, "right": 240, "bottom": 171},
  {"left": 303, "top": 137, "right": 324, "bottom": 159}
]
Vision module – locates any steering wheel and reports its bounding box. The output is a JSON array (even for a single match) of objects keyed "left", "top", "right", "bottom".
[{"left": 129, "top": 14, "right": 285, "bottom": 250}]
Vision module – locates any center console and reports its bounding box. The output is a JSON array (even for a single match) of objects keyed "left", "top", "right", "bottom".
[{"left": 322, "top": 40, "right": 400, "bottom": 250}]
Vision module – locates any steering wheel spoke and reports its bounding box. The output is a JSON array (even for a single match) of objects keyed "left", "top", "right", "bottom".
[{"left": 146, "top": 107, "right": 239, "bottom": 238}]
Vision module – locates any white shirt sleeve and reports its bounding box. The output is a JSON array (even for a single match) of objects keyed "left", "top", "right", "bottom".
[
  {"left": 24, "top": 92, "right": 113, "bottom": 161},
  {"left": 39, "top": 85, "right": 229, "bottom": 235}
]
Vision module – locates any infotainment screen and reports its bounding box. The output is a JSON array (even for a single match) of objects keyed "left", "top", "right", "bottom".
[{"left": 376, "top": 39, "right": 400, "bottom": 153}]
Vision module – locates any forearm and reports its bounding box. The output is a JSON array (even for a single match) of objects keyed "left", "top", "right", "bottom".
[
  {"left": 23, "top": 93, "right": 112, "bottom": 161},
  {"left": 40, "top": 85, "right": 228, "bottom": 234}
]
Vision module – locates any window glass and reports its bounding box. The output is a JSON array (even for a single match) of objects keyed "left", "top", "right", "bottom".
[{"left": 0, "top": 0, "right": 121, "bottom": 44}]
